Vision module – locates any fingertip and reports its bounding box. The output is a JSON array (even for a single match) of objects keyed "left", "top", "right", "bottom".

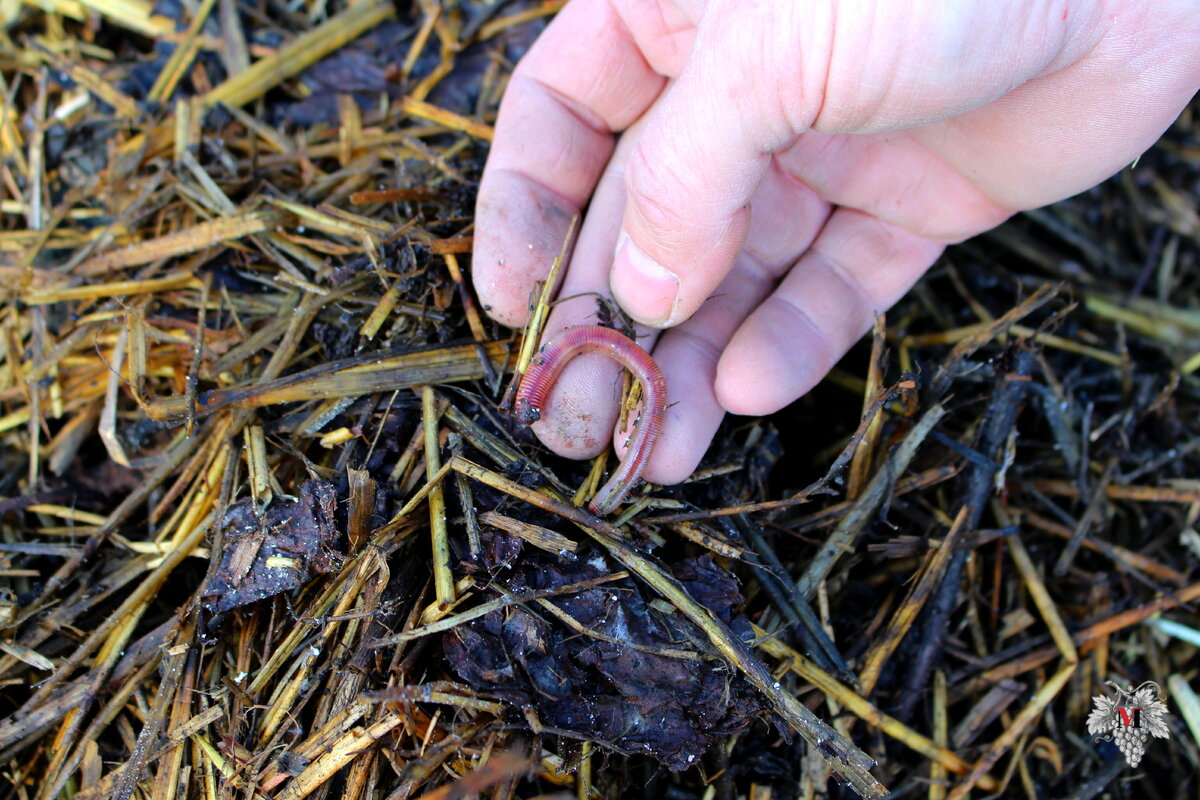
[
  {"left": 473, "top": 170, "right": 580, "bottom": 327},
  {"left": 613, "top": 389, "right": 712, "bottom": 486},
  {"left": 614, "top": 327, "right": 727, "bottom": 486},
  {"left": 633, "top": 441, "right": 701, "bottom": 486},
  {"left": 715, "top": 300, "right": 831, "bottom": 416},
  {"left": 714, "top": 376, "right": 793, "bottom": 418},
  {"left": 613, "top": 414, "right": 706, "bottom": 486},
  {"left": 609, "top": 232, "right": 680, "bottom": 328},
  {"left": 528, "top": 351, "right": 624, "bottom": 461},
  {"left": 532, "top": 422, "right": 610, "bottom": 461}
]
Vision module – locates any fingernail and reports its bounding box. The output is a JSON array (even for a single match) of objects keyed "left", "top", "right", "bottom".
[{"left": 611, "top": 232, "right": 679, "bottom": 326}]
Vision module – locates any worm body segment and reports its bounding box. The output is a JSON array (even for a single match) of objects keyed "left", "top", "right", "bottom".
[{"left": 515, "top": 325, "right": 667, "bottom": 515}]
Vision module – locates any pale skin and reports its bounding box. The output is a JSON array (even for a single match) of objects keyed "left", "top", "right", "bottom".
[{"left": 472, "top": 0, "right": 1200, "bottom": 486}]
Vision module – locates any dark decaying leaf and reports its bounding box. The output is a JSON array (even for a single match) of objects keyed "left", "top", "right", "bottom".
[
  {"left": 201, "top": 481, "right": 340, "bottom": 634},
  {"left": 444, "top": 554, "right": 765, "bottom": 770}
]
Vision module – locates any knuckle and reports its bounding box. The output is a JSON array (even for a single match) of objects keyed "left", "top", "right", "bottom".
[
  {"left": 625, "top": 144, "right": 689, "bottom": 222},
  {"left": 625, "top": 143, "right": 716, "bottom": 253},
  {"left": 671, "top": 326, "right": 724, "bottom": 367}
]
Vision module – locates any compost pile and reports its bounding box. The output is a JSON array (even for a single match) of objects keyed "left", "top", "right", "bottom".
[{"left": 1, "top": 1, "right": 1199, "bottom": 798}]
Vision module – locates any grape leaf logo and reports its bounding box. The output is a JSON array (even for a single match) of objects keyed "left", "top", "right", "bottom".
[{"left": 1087, "top": 681, "right": 1170, "bottom": 767}]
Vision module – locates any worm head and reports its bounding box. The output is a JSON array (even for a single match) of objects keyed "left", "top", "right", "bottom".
[{"left": 513, "top": 398, "right": 541, "bottom": 425}]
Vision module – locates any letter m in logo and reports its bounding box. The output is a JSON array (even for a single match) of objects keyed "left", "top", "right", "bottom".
[{"left": 1117, "top": 707, "right": 1143, "bottom": 729}]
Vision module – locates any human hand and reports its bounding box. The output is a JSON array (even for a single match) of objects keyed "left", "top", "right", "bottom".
[{"left": 472, "top": 0, "right": 1200, "bottom": 485}]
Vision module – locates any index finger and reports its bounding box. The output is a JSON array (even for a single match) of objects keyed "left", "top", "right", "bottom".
[{"left": 472, "top": 0, "right": 691, "bottom": 327}]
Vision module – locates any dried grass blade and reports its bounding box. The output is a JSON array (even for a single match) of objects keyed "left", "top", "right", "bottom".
[
  {"left": 75, "top": 210, "right": 284, "bottom": 275},
  {"left": 858, "top": 506, "right": 969, "bottom": 696},
  {"left": 143, "top": 340, "right": 513, "bottom": 422},
  {"left": 945, "top": 662, "right": 1076, "bottom": 800},
  {"left": 756, "top": 629, "right": 998, "bottom": 794},
  {"left": 424, "top": 386, "right": 455, "bottom": 612},
  {"left": 204, "top": 0, "right": 395, "bottom": 109},
  {"left": 1008, "top": 534, "right": 1079, "bottom": 663},
  {"left": 399, "top": 97, "right": 494, "bottom": 141},
  {"left": 796, "top": 403, "right": 946, "bottom": 600}
]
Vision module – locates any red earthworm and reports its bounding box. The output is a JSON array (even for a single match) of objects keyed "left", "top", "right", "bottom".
[{"left": 514, "top": 325, "right": 667, "bottom": 515}]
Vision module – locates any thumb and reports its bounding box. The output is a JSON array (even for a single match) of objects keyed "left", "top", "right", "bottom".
[{"left": 609, "top": 1, "right": 807, "bottom": 328}]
